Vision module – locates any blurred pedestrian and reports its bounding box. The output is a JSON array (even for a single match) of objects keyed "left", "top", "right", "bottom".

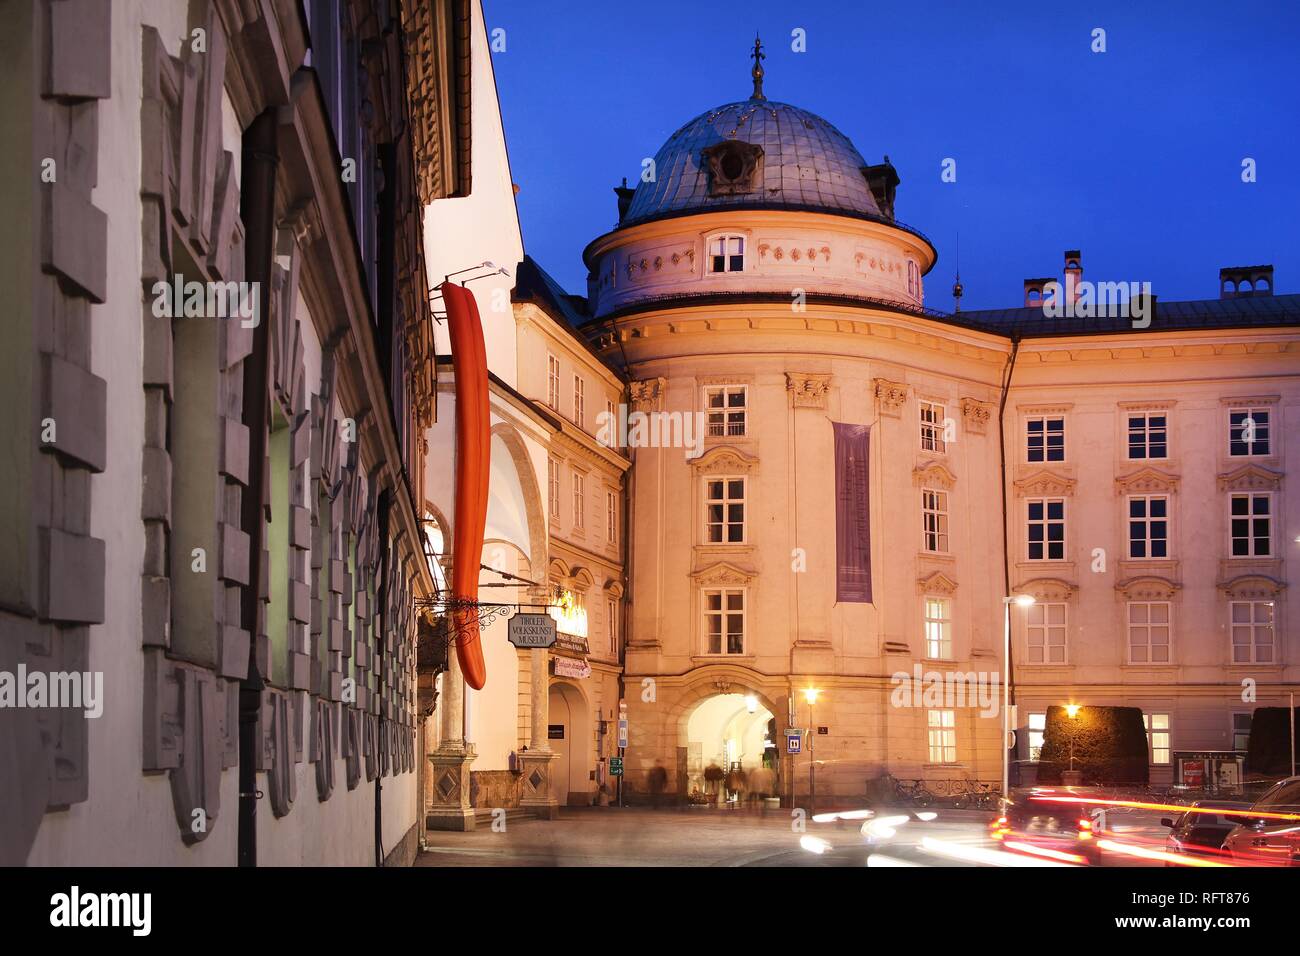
[{"left": 647, "top": 760, "right": 668, "bottom": 809}]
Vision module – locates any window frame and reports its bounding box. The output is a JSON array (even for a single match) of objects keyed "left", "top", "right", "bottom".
[
  {"left": 571, "top": 469, "right": 586, "bottom": 531},
  {"left": 1127, "top": 600, "right": 1172, "bottom": 665},
  {"left": 606, "top": 489, "right": 617, "bottom": 545},
  {"left": 546, "top": 354, "right": 561, "bottom": 410},
  {"left": 921, "top": 487, "right": 950, "bottom": 554},
  {"left": 1025, "top": 601, "right": 1067, "bottom": 665},
  {"left": 919, "top": 401, "right": 947, "bottom": 454},
  {"left": 1228, "top": 406, "right": 1271, "bottom": 458},
  {"left": 704, "top": 384, "right": 748, "bottom": 438},
  {"left": 923, "top": 596, "right": 953, "bottom": 660},
  {"left": 1027, "top": 712, "right": 1047, "bottom": 762},
  {"left": 1126, "top": 411, "right": 1169, "bottom": 461},
  {"left": 1127, "top": 494, "right": 1170, "bottom": 560},
  {"left": 547, "top": 457, "right": 561, "bottom": 519},
  {"left": 703, "top": 475, "right": 747, "bottom": 545},
  {"left": 572, "top": 375, "right": 585, "bottom": 429},
  {"left": 1229, "top": 599, "right": 1275, "bottom": 664},
  {"left": 1025, "top": 415, "right": 1066, "bottom": 464},
  {"left": 707, "top": 234, "right": 746, "bottom": 274},
  {"left": 1231, "top": 711, "right": 1252, "bottom": 752},
  {"left": 1229, "top": 492, "right": 1272, "bottom": 558},
  {"left": 702, "top": 587, "right": 746, "bottom": 656},
  {"left": 927, "top": 709, "right": 958, "bottom": 765},
  {"left": 1144, "top": 713, "right": 1171, "bottom": 765},
  {"left": 1026, "top": 497, "right": 1066, "bottom": 561}
]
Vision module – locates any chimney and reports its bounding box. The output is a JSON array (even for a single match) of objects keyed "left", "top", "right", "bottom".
[
  {"left": 1024, "top": 278, "right": 1054, "bottom": 309},
  {"left": 614, "top": 177, "right": 636, "bottom": 222},
  {"left": 1219, "top": 264, "right": 1273, "bottom": 299},
  {"left": 1063, "top": 250, "right": 1083, "bottom": 303},
  {"left": 862, "top": 157, "right": 900, "bottom": 220}
]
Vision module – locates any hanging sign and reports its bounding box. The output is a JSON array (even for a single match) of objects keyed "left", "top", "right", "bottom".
[{"left": 507, "top": 613, "right": 557, "bottom": 649}]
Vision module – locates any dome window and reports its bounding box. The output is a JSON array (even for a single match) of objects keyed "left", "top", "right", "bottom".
[
  {"left": 710, "top": 236, "right": 745, "bottom": 273},
  {"left": 701, "top": 140, "right": 764, "bottom": 196}
]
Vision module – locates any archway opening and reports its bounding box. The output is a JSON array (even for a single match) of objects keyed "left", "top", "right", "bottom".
[
  {"left": 684, "top": 693, "right": 778, "bottom": 806},
  {"left": 547, "top": 681, "right": 592, "bottom": 807}
]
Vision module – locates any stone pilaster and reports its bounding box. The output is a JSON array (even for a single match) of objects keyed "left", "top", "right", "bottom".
[{"left": 426, "top": 642, "right": 476, "bottom": 830}]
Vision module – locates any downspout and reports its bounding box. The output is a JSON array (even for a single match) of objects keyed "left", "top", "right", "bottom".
[
  {"left": 997, "top": 333, "right": 1021, "bottom": 785},
  {"left": 618, "top": 384, "right": 632, "bottom": 808},
  {"left": 375, "top": 489, "right": 391, "bottom": 866},
  {"left": 237, "top": 108, "right": 278, "bottom": 868}
]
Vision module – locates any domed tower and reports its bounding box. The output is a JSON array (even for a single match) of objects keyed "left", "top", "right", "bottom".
[{"left": 589, "top": 41, "right": 1011, "bottom": 806}]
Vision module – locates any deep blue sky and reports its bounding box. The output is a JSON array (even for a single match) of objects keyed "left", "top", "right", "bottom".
[{"left": 484, "top": 0, "right": 1300, "bottom": 311}]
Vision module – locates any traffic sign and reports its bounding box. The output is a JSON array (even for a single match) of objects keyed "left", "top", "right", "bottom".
[
  {"left": 609, "top": 757, "right": 623, "bottom": 776},
  {"left": 507, "top": 613, "right": 557, "bottom": 649},
  {"left": 785, "top": 729, "right": 803, "bottom": 754},
  {"left": 617, "top": 718, "right": 628, "bottom": 749}
]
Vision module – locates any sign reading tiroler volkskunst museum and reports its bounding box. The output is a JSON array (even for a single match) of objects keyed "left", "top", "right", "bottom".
[{"left": 507, "top": 613, "right": 558, "bottom": 649}]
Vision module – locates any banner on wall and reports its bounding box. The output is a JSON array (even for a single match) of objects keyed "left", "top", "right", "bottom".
[{"left": 832, "top": 422, "right": 873, "bottom": 604}]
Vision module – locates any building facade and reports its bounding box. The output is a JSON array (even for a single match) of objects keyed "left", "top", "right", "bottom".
[
  {"left": 1, "top": 0, "right": 466, "bottom": 866},
  {"left": 568, "top": 64, "right": 1299, "bottom": 803}
]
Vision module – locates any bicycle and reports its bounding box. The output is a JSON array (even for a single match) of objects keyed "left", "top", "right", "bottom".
[{"left": 881, "top": 773, "right": 934, "bottom": 808}]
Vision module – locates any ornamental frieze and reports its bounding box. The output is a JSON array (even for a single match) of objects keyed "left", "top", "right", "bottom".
[{"left": 785, "top": 372, "right": 831, "bottom": 408}]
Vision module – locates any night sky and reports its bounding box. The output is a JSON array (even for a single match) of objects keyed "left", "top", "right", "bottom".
[{"left": 484, "top": 0, "right": 1300, "bottom": 311}]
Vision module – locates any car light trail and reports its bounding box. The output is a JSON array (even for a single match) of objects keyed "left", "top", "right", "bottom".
[
  {"left": 799, "top": 835, "right": 832, "bottom": 855},
  {"left": 1026, "top": 793, "right": 1300, "bottom": 823},
  {"left": 1002, "top": 841, "right": 1087, "bottom": 864},
  {"left": 866, "top": 854, "right": 921, "bottom": 867},
  {"left": 918, "top": 836, "right": 1077, "bottom": 867},
  {"left": 1095, "top": 838, "right": 1231, "bottom": 866}
]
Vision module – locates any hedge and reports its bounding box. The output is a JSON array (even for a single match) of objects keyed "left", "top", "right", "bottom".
[{"left": 1035, "top": 705, "right": 1149, "bottom": 785}]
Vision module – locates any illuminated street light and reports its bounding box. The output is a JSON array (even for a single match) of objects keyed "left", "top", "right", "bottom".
[
  {"left": 1001, "top": 594, "right": 1037, "bottom": 806},
  {"left": 745, "top": 694, "right": 758, "bottom": 714},
  {"left": 1066, "top": 704, "right": 1081, "bottom": 719}
]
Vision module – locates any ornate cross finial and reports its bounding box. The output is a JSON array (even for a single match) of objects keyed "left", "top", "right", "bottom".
[{"left": 750, "top": 34, "right": 766, "bottom": 100}]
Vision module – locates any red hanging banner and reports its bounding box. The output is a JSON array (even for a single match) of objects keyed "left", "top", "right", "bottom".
[{"left": 442, "top": 281, "right": 490, "bottom": 690}]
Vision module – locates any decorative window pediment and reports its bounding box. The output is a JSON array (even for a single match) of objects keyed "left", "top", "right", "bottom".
[
  {"left": 702, "top": 140, "right": 765, "bottom": 196},
  {"left": 692, "top": 561, "right": 756, "bottom": 588},
  {"left": 917, "top": 570, "right": 958, "bottom": 595},
  {"left": 1116, "top": 575, "right": 1180, "bottom": 601},
  {"left": 1015, "top": 577, "right": 1077, "bottom": 601},
  {"left": 604, "top": 578, "right": 625, "bottom": 598},
  {"left": 692, "top": 445, "right": 758, "bottom": 476},
  {"left": 1115, "top": 467, "right": 1180, "bottom": 495},
  {"left": 1014, "top": 469, "right": 1076, "bottom": 497},
  {"left": 873, "top": 378, "right": 908, "bottom": 416},
  {"left": 913, "top": 461, "right": 957, "bottom": 490},
  {"left": 1217, "top": 464, "right": 1283, "bottom": 492},
  {"left": 1218, "top": 574, "right": 1285, "bottom": 600}
]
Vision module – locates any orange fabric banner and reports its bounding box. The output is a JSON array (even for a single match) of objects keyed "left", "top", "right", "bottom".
[{"left": 442, "top": 281, "right": 490, "bottom": 690}]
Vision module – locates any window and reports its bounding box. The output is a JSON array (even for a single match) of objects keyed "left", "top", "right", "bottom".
[
  {"left": 1128, "top": 601, "right": 1171, "bottom": 663},
  {"left": 1128, "top": 495, "right": 1169, "bottom": 559},
  {"left": 547, "top": 354, "right": 560, "bottom": 410},
  {"left": 924, "top": 597, "right": 952, "bottom": 659},
  {"left": 1127, "top": 412, "right": 1168, "bottom": 459},
  {"left": 907, "top": 259, "right": 919, "bottom": 297},
  {"left": 927, "top": 710, "right": 957, "bottom": 764},
  {"left": 572, "top": 471, "right": 585, "bottom": 530},
  {"left": 606, "top": 490, "right": 617, "bottom": 545},
  {"left": 1230, "top": 600, "right": 1274, "bottom": 663},
  {"left": 920, "top": 401, "right": 947, "bottom": 453},
  {"left": 605, "top": 399, "right": 616, "bottom": 442},
  {"left": 1028, "top": 713, "right": 1046, "bottom": 761},
  {"left": 921, "top": 488, "right": 949, "bottom": 553},
  {"left": 1026, "top": 416, "right": 1065, "bottom": 463},
  {"left": 1230, "top": 493, "right": 1271, "bottom": 557},
  {"left": 704, "top": 588, "right": 745, "bottom": 655},
  {"left": 705, "top": 385, "right": 747, "bottom": 437},
  {"left": 573, "top": 376, "right": 585, "bottom": 428},
  {"left": 548, "top": 458, "right": 561, "bottom": 518},
  {"left": 1026, "top": 498, "right": 1065, "bottom": 560},
  {"left": 607, "top": 598, "right": 618, "bottom": 657},
  {"left": 1232, "top": 712, "right": 1252, "bottom": 752},
  {"left": 1026, "top": 602, "right": 1067, "bottom": 664},
  {"left": 1229, "top": 408, "right": 1270, "bottom": 457},
  {"left": 709, "top": 236, "right": 745, "bottom": 273},
  {"left": 1143, "top": 714, "right": 1171, "bottom": 765},
  {"left": 705, "top": 477, "right": 745, "bottom": 544}
]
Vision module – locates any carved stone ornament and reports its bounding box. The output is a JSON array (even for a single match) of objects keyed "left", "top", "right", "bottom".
[
  {"left": 1218, "top": 574, "right": 1285, "bottom": 600},
  {"left": 917, "top": 570, "right": 959, "bottom": 595},
  {"left": 1114, "top": 467, "right": 1180, "bottom": 495},
  {"left": 913, "top": 462, "right": 958, "bottom": 490},
  {"left": 630, "top": 377, "right": 666, "bottom": 412},
  {"left": 1015, "top": 577, "right": 1078, "bottom": 602},
  {"left": 692, "top": 445, "right": 758, "bottom": 476},
  {"left": 702, "top": 140, "right": 765, "bottom": 196},
  {"left": 960, "top": 398, "right": 994, "bottom": 434},
  {"left": 692, "top": 561, "right": 756, "bottom": 587},
  {"left": 873, "top": 378, "right": 908, "bottom": 416},
  {"left": 786, "top": 372, "right": 832, "bottom": 409},
  {"left": 1217, "top": 464, "right": 1283, "bottom": 493},
  {"left": 1014, "top": 470, "right": 1077, "bottom": 497},
  {"left": 1116, "top": 576, "right": 1180, "bottom": 601}
]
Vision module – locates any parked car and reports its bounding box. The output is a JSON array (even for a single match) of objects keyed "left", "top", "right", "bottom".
[
  {"left": 994, "top": 787, "right": 1110, "bottom": 865},
  {"left": 1223, "top": 776, "right": 1300, "bottom": 866},
  {"left": 1161, "top": 800, "right": 1252, "bottom": 862}
]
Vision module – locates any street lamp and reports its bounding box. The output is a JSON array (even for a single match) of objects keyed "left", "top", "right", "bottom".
[
  {"left": 1065, "top": 705, "right": 1083, "bottom": 780},
  {"left": 803, "top": 688, "right": 820, "bottom": 813},
  {"left": 1002, "top": 595, "right": 1036, "bottom": 805}
]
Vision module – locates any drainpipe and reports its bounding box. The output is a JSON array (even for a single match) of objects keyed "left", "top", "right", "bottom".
[
  {"left": 237, "top": 108, "right": 278, "bottom": 868},
  {"left": 996, "top": 334, "right": 1021, "bottom": 789},
  {"left": 617, "top": 386, "right": 633, "bottom": 808},
  {"left": 375, "top": 489, "right": 391, "bottom": 866}
]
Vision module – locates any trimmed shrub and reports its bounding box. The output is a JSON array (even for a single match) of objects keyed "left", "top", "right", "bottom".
[
  {"left": 1035, "top": 705, "right": 1149, "bottom": 785},
  {"left": 1245, "top": 708, "right": 1300, "bottom": 777}
]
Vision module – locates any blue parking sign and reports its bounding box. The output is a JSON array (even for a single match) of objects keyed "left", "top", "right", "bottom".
[{"left": 785, "top": 730, "right": 802, "bottom": 754}]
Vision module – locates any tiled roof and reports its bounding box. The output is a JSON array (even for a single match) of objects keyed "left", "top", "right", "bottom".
[
  {"left": 622, "top": 99, "right": 881, "bottom": 225},
  {"left": 953, "top": 293, "right": 1300, "bottom": 337}
]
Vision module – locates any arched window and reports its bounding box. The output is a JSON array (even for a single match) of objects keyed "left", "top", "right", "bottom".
[
  {"left": 907, "top": 259, "right": 919, "bottom": 297},
  {"left": 709, "top": 235, "right": 745, "bottom": 273}
]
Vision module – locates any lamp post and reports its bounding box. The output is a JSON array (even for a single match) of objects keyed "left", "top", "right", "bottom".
[
  {"left": 1002, "top": 595, "right": 1035, "bottom": 805},
  {"left": 803, "top": 687, "right": 820, "bottom": 814}
]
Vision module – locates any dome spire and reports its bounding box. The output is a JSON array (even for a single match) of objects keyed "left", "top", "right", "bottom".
[{"left": 750, "top": 34, "right": 766, "bottom": 100}]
